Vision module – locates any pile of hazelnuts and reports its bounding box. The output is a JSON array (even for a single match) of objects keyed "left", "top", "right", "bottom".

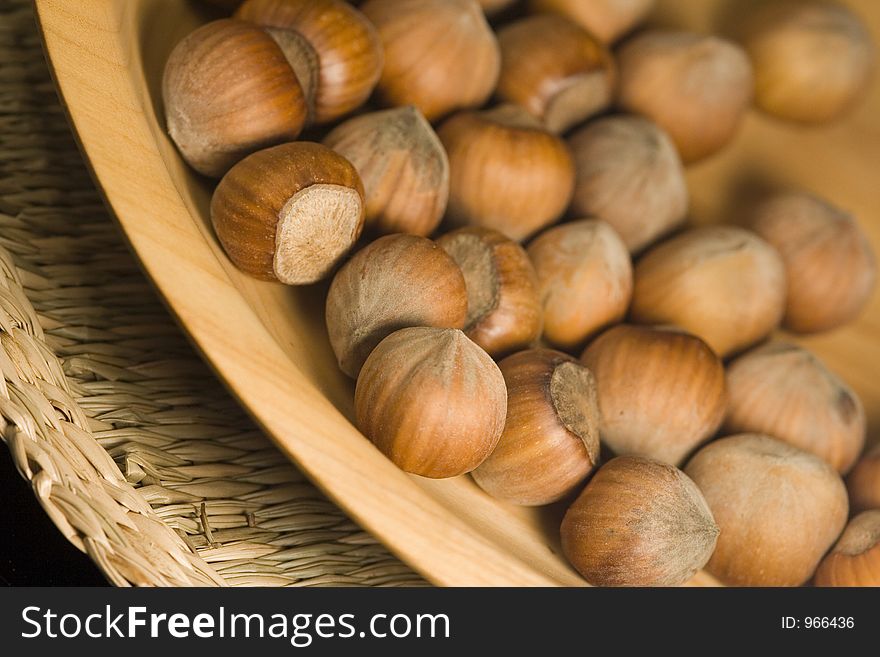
[{"left": 163, "top": 0, "right": 880, "bottom": 587}]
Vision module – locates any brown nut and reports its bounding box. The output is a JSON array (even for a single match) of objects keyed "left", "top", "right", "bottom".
[
  {"left": 472, "top": 349, "right": 600, "bottom": 505},
  {"left": 211, "top": 142, "right": 364, "bottom": 284},
  {"left": 236, "top": 0, "right": 383, "bottom": 123},
  {"left": 631, "top": 226, "right": 786, "bottom": 358},
  {"left": 616, "top": 30, "right": 753, "bottom": 163},
  {"left": 581, "top": 324, "right": 726, "bottom": 466},
  {"left": 162, "top": 19, "right": 310, "bottom": 177},
  {"left": 685, "top": 433, "right": 849, "bottom": 586},
  {"left": 725, "top": 342, "right": 865, "bottom": 474},
  {"left": 361, "top": 0, "right": 500, "bottom": 121},
  {"left": 814, "top": 510, "right": 880, "bottom": 587},
  {"left": 739, "top": 0, "right": 875, "bottom": 124},
  {"left": 847, "top": 444, "right": 880, "bottom": 513},
  {"left": 568, "top": 115, "right": 688, "bottom": 253},
  {"left": 437, "top": 227, "right": 542, "bottom": 358},
  {"left": 323, "top": 106, "right": 449, "bottom": 237},
  {"left": 528, "top": 219, "right": 632, "bottom": 350},
  {"left": 529, "top": 0, "right": 655, "bottom": 43},
  {"left": 561, "top": 456, "right": 719, "bottom": 586},
  {"left": 355, "top": 327, "right": 506, "bottom": 478},
  {"left": 496, "top": 14, "right": 615, "bottom": 134},
  {"left": 439, "top": 105, "right": 575, "bottom": 241},
  {"left": 325, "top": 234, "right": 467, "bottom": 377},
  {"left": 752, "top": 191, "right": 876, "bottom": 333}
]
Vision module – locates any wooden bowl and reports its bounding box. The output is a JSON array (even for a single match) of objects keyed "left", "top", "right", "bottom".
[{"left": 35, "top": 0, "right": 879, "bottom": 586}]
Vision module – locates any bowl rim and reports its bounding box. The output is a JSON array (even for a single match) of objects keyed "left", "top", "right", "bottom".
[{"left": 33, "top": 0, "right": 584, "bottom": 587}]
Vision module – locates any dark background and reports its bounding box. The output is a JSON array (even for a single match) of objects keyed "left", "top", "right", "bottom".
[{"left": 1, "top": 448, "right": 106, "bottom": 585}]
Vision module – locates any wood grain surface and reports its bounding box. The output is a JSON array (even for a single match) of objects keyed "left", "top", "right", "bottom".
[{"left": 34, "top": 0, "right": 878, "bottom": 586}]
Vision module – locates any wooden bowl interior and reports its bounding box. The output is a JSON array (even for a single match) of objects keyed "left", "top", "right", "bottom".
[{"left": 35, "top": 0, "right": 879, "bottom": 586}]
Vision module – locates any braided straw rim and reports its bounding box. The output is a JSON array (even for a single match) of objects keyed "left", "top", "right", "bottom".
[{"left": 0, "top": 0, "right": 423, "bottom": 587}]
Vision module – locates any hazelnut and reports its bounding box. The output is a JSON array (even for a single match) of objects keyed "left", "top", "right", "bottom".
[
  {"left": 581, "top": 324, "right": 726, "bottom": 466},
  {"left": 437, "top": 227, "right": 542, "bottom": 358},
  {"left": 439, "top": 105, "right": 575, "bottom": 241},
  {"left": 752, "top": 191, "right": 876, "bottom": 333},
  {"left": 325, "top": 234, "right": 467, "bottom": 378},
  {"left": 323, "top": 106, "right": 449, "bottom": 237},
  {"left": 568, "top": 115, "right": 688, "bottom": 253},
  {"left": 725, "top": 342, "right": 865, "bottom": 474},
  {"left": 361, "top": 0, "right": 501, "bottom": 121},
  {"left": 235, "top": 0, "right": 383, "bottom": 123},
  {"left": 814, "top": 510, "right": 880, "bottom": 587},
  {"left": 528, "top": 219, "right": 632, "bottom": 350},
  {"left": 616, "top": 30, "right": 753, "bottom": 163},
  {"left": 529, "top": 0, "right": 655, "bottom": 43},
  {"left": 561, "top": 456, "right": 719, "bottom": 587},
  {"left": 631, "top": 226, "right": 786, "bottom": 357},
  {"left": 496, "top": 14, "right": 615, "bottom": 134},
  {"left": 355, "top": 327, "right": 507, "bottom": 478},
  {"left": 685, "top": 434, "right": 849, "bottom": 586},
  {"left": 472, "top": 349, "right": 600, "bottom": 505},
  {"left": 847, "top": 444, "right": 880, "bottom": 513},
  {"left": 162, "top": 19, "right": 310, "bottom": 177},
  {"left": 739, "top": 0, "right": 875, "bottom": 124},
  {"left": 211, "top": 142, "right": 364, "bottom": 284}
]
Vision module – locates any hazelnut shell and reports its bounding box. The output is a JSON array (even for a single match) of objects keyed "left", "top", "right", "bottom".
[
  {"left": 437, "top": 227, "right": 542, "bottom": 358},
  {"left": 616, "top": 30, "right": 753, "bottom": 163},
  {"left": 529, "top": 0, "right": 655, "bottom": 43},
  {"left": 236, "top": 0, "right": 383, "bottom": 123},
  {"left": 162, "top": 19, "right": 308, "bottom": 177},
  {"left": 581, "top": 324, "right": 727, "bottom": 466},
  {"left": 528, "top": 219, "right": 632, "bottom": 350},
  {"left": 685, "top": 433, "right": 849, "bottom": 586},
  {"left": 439, "top": 105, "right": 575, "bottom": 241},
  {"left": 724, "top": 342, "right": 866, "bottom": 473},
  {"left": 323, "top": 106, "right": 449, "bottom": 237},
  {"left": 472, "top": 348, "right": 600, "bottom": 505},
  {"left": 752, "top": 192, "right": 876, "bottom": 333},
  {"left": 325, "top": 234, "right": 468, "bottom": 378},
  {"left": 814, "top": 510, "right": 880, "bottom": 587},
  {"left": 561, "top": 456, "right": 719, "bottom": 586},
  {"left": 568, "top": 115, "right": 688, "bottom": 253},
  {"left": 497, "top": 14, "right": 615, "bottom": 134},
  {"left": 211, "top": 141, "right": 364, "bottom": 284},
  {"left": 355, "top": 327, "right": 507, "bottom": 478},
  {"left": 739, "top": 0, "right": 875, "bottom": 124},
  {"left": 630, "top": 226, "right": 786, "bottom": 357},
  {"left": 361, "top": 0, "right": 501, "bottom": 121},
  {"left": 847, "top": 443, "right": 880, "bottom": 513}
]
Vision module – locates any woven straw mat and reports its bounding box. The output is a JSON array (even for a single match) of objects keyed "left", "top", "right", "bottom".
[{"left": 0, "top": 0, "right": 424, "bottom": 587}]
